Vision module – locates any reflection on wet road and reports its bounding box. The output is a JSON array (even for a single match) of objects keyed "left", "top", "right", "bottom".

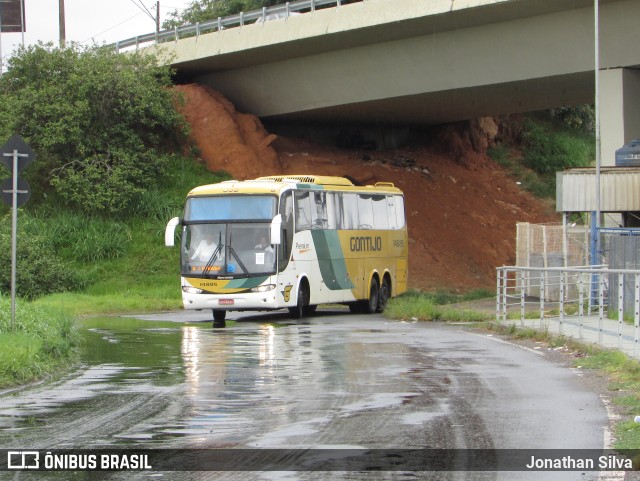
[{"left": 0, "top": 311, "right": 609, "bottom": 480}]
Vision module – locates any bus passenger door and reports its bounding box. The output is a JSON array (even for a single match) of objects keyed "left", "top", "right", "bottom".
[{"left": 278, "top": 191, "right": 294, "bottom": 272}]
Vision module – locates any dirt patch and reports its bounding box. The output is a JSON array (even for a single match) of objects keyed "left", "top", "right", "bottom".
[
  {"left": 174, "top": 84, "right": 281, "bottom": 178},
  {"left": 174, "top": 84, "right": 558, "bottom": 292}
]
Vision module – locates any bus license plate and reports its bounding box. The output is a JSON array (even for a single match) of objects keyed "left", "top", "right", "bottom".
[{"left": 219, "top": 299, "right": 234, "bottom": 305}]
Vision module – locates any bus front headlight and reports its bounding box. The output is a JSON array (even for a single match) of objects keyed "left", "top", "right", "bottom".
[
  {"left": 250, "top": 284, "right": 276, "bottom": 293},
  {"left": 182, "top": 286, "right": 204, "bottom": 294}
]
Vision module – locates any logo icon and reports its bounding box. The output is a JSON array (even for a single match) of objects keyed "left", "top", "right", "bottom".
[
  {"left": 281, "top": 284, "right": 293, "bottom": 302},
  {"left": 8, "top": 451, "right": 39, "bottom": 470}
]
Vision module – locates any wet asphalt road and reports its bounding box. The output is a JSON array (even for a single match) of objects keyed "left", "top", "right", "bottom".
[{"left": 0, "top": 309, "right": 613, "bottom": 480}]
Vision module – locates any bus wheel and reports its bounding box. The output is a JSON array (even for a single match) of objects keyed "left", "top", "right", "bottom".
[
  {"left": 377, "top": 277, "right": 390, "bottom": 313},
  {"left": 303, "top": 304, "right": 317, "bottom": 316},
  {"left": 212, "top": 310, "right": 226, "bottom": 328},
  {"left": 288, "top": 282, "right": 308, "bottom": 319},
  {"left": 364, "top": 278, "right": 379, "bottom": 314},
  {"left": 348, "top": 302, "right": 361, "bottom": 314}
]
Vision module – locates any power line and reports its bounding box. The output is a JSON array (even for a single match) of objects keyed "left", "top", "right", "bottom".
[
  {"left": 129, "top": 0, "right": 156, "bottom": 23},
  {"left": 79, "top": 11, "right": 147, "bottom": 44}
]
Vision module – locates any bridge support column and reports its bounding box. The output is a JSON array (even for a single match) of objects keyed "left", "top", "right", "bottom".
[
  {"left": 599, "top": 68, "right": 640, "bottom": 227},
  {"left": 600, "top": 68, "right": 640, "bottom": 167}
]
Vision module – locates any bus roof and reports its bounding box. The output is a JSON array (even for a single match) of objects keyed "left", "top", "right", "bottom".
[{"left": 187, "top": 175, "right": 403, "bottom": 197}]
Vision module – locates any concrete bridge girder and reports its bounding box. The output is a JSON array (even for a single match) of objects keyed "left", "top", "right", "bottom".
[{"left": 156, "top": 0, "right": 640, "bottom": 165}]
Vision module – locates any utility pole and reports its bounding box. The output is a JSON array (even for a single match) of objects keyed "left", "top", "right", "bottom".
[
  {"left": 19, "top": 0, "right": 24, "bottom": 45},
  {"left": 1, "top": 6, "right": 3, "bottom": 75},
  {"left": 156, "top": 1, "right": 160, "bottom": 33},
  {"left": 59, "top": 0, "right": 66, "bottom": 47},
  {"left": 594, "top": 0, "right": 601, "bottom": 262}
]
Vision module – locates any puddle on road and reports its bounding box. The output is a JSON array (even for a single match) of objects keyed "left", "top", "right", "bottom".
[
  {"left": 0, "top": 316, "right": 356, "bottom": 447},
  {"left": 0, "top": 315, "right": 455, "bottom": 450}
]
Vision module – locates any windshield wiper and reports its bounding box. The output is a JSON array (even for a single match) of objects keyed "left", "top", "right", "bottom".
[{"left": 202, "top": 231, "right": 223, "bottom": 278}]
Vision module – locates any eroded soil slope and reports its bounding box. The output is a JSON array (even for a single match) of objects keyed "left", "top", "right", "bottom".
[{"left": 175, "top": 84, "right": 557, "bottom": 291}]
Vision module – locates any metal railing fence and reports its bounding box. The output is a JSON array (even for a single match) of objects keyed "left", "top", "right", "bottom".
[
  {"left": 496, "top": 265, "right": 640, "bottom": 359},
  {"left": 112, "top": 0, "right": 362, "bottom": 53}
]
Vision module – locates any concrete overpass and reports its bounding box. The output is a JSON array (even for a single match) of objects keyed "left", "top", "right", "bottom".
[{"left": 151, "top": 0, "right": 640, "bottom": 165}]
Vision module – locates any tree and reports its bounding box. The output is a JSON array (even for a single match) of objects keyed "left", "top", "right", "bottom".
[
  {"left": 0, "top": 42, "right": 186, "bottom": 215},
  {"left": 163, "top": 0, "right": 282, "bottom": 29}
]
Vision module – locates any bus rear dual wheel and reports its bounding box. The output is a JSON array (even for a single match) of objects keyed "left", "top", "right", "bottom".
[{"left": 349, "top": 277, "right": 390, "bottom": 314}]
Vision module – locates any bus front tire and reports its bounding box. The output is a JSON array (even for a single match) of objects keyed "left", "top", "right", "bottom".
[
  {"left": 212, "top": 310, "right": 226, "bottom": 328},
  {"left": 288, "top": 282, "right": 308, "bottom": 319}
]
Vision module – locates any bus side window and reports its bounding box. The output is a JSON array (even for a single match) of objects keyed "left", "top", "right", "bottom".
[
  {"left": 387, "top": 196, "right": 398, "bottom": 229},
  {"left": 328, "top": 193, "right": 341, "bottom": 229},
  {"left": 395, "top": 195, "right": 406, "bottom": 229},
  {"left": 342, "top": 193, "right": 358, "bottom": 229},
  {"left": 295, "top": 191, "right": 312, "bottom": 232},
  {"left": 325, "top": 193, "right": 337, "bottom": 230},
  {"left": 357, "top": 194, "right": 374, "bottom": 229},
  {"left": 312, "top": 192, "right": 329, "bottom": 229},
  {"left": 372, "top": 195, "right": 388, "bottom": 229},
  {"left": 279, "top": 191, "right": 294, "bottom": 272}
]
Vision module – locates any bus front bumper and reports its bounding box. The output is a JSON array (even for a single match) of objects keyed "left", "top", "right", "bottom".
[{"left": 181, "top": 289, "right": 282, "bottom": 311}]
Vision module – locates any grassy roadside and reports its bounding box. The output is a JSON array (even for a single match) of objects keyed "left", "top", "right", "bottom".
[
  {"left": 385, "top": 292, "right": 640, "bottom": 451},
  {"left": 0, "top": 298, "right": 81, "bottom": 388}
]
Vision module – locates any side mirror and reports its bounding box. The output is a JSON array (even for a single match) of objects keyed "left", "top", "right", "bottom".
[
  {"left": 270, "top": 214, "right": 282, "bottom": 245},
  {"left": 165, "top": 217, "right": 181, "bottom": 247}
]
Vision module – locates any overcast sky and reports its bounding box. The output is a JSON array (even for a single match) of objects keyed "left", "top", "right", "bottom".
[{"left": 1, "top": 0, "right": 193, "bottom": 63}]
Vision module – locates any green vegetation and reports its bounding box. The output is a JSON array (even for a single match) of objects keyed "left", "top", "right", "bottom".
[
  {"left": 384, "top": 289, "right": 494, "bottom": 323},
  {"left": 0, "top": 298, "right": 80, "bottom": 387},
  {"left": 163, "top": 0, "right": 282, "bottom": 29},
  {"left": 0, "top": 42, "right": 186, "bottom": 215},
  {"left": 488, "top": 110, "right": 595, "bottom": 199},
  {"left": 572, "top": 350, "right": 640, "bottom": 450},
  {"left": 522, "top": 117, "right": 595, "bottom": 174}
]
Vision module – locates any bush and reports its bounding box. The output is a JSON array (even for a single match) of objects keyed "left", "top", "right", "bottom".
[
  {"left": 0, "top": 42, "right": 186, "bottom": 216},
  {"left": 0, "top": 214, "right": 87, "bottom": 300},
  {"left": 522, "top": 118, "right": 594, "bottom": 174},
  {"left": 550, "top": 105, "right": 595, "bottom": 133}
]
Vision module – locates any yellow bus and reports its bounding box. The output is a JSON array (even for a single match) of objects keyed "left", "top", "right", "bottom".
[{"left": 165, "top": 175, "right": 408, "bottom": 326}]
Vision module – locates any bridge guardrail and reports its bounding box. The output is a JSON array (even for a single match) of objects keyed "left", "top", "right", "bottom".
[
  {"left": 496, "top": 265, "right": 640, "bottom": 359},
  {"left": 113, "top": 0, "right": 360, "bottom": 53}
]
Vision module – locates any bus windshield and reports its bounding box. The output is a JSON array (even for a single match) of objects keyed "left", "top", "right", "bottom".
[
  {"left": 181, "top": 223, "right": 276, "bottom": 278},
  {"left": 185, "top": 195, "right": 277, "bottom": 221}
]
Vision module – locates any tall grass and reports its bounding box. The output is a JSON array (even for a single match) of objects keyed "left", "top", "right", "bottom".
[
  {"left": 0, "top": 297, "right": 80, "bottom": 387},
  {"left": 28, "top": 210, "right": 132, "bottom": 262},
  {"left": 522, "top": 118, "right": 595, "bottom": 174},
  {"left": 384, "top": 290, "right": 493, "bottom": 322}
]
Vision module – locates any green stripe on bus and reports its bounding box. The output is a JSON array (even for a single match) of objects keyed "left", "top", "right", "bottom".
[
  {"left": 311, "top": 230, "right": 354, "bottom": 290},
  {"left": 227, "top": 276, "right": 269, "bottom": 289}
]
